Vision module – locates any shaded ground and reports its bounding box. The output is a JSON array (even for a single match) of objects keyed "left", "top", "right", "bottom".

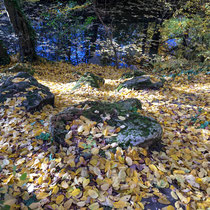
[{"left": 0, "top": 62, "right": 209, "bottom": 209}]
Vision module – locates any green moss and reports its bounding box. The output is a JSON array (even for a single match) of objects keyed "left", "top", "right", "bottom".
[
  {"left": 121, "top": 71, "right": 145, "bottom": 79},
  {"left": 72, "top": 72, "right": 105, "bottom": 90}
]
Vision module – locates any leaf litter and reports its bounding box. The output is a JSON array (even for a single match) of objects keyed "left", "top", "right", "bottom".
[{"left": 0, "top": 62, "right": 209, "bottom": 209}]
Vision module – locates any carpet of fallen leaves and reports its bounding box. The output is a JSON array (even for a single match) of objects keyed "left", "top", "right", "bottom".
[{"left": 0, "top": 61, "right": 209, "bottom": 210}]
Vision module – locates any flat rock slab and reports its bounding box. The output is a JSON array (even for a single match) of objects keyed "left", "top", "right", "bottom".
[
  {"left": 49, "top": 98, "right": 162, "bottom": 148},
  {"left": 72, "top": 72, "right": 105, "bottom": 90},
  {"left": 118, "top": 75, "right": 163, "bottom": 91},
  {"left": 0, "top": 72, "right": 54, "bottom": 112}
]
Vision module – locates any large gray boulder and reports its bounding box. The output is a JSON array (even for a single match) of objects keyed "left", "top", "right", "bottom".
[
  {"left": 0, "top": 72, "right": 54, "bottom": 112},
  {"left": 117, "top": 76, "right": 163, "bottom": 91},
  {"left": 49, "top": 98, "right": 162, "bottom": 148}
]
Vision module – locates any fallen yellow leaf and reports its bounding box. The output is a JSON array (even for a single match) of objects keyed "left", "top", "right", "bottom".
[
  {"left": 56, "top": 194, "right": 64, "bottom": 205},
  {"left": 71, "top": 188, "right": 81, "bottom": 196},
  {"left": 113, "top": 200, "right": 127, "bottom": 208},
  {"left": 36, "top": 192, "right": 49, "bottom": 200}
]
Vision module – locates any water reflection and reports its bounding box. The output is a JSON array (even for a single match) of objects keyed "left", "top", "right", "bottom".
[{"left": 0, "top": 0, "right": 178, "bottom": 67}]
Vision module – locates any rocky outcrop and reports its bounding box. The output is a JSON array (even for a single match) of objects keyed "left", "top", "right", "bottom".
[{"left": 0, "top": 72, "right": 54, "bottom": 112}]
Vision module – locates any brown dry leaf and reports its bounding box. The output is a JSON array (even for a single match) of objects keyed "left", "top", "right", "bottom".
[{"left": 115, "top": 127, "right": 121, "bottom": 132}]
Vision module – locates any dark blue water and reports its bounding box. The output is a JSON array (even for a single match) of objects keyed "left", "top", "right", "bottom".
[{"left": 166, "top": 39, "right": 177, "bottom": 49}]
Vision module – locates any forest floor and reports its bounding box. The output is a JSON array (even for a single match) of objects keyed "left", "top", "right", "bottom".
[{"left": 0, "top": 61, "right": 209, "bottom": 210}]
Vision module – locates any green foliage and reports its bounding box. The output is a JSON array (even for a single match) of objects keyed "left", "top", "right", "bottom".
[
  {"left": 152, "top": 56, "right": 189, "bottom": 73},
  {"left": 40, "top": 0, "right": 95, "bottom": 59},
  {"left": 20, "top": 172, "right": 27, "bottom": 180},
  {"left": 35, "top": 132, "right": 51, "bottom": 141},
  {"left": 161, "top": 1, "right": 209, "bottom": 62},
  {"left": 13, "top": 166, "right": 17, "bottom": 176},
  {"left": 82, "top": 135, "right": 96, "bottom": 149}
]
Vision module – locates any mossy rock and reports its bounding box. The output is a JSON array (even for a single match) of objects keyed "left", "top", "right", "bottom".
[
  {"left": 121, "top": 70, "right": 145, "bottom": 79},
  {"left": 72, "top": 72, "right": 105, "bottom": 90},
  {"left": 0, "top": 72, "right": 54, "bottom": 112},
  {"left": 117, "top": 76, "right": 163, "bottom": 91},
  {"left": 109, "top": 114, "right": 162, "bottom": 147},
  {"left": 3, "top": 63, "right": 35, "bottom": 75},
  {"left": 49, "top": 98, "right": 162, "bottom": 148}
]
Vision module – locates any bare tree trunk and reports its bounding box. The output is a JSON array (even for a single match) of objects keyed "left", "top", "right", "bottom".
[
  {"left": 0, "top": 40, "right": 10, "bottom": 65},
  {"left": 149, "top": 23, "right": 161, "bottom": 58},
  {"left": 4, "top": 0, "right": 37, "bottom": 62},
  {"left": 142, "top": 21, "right": 148, "bottom": 55}
]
